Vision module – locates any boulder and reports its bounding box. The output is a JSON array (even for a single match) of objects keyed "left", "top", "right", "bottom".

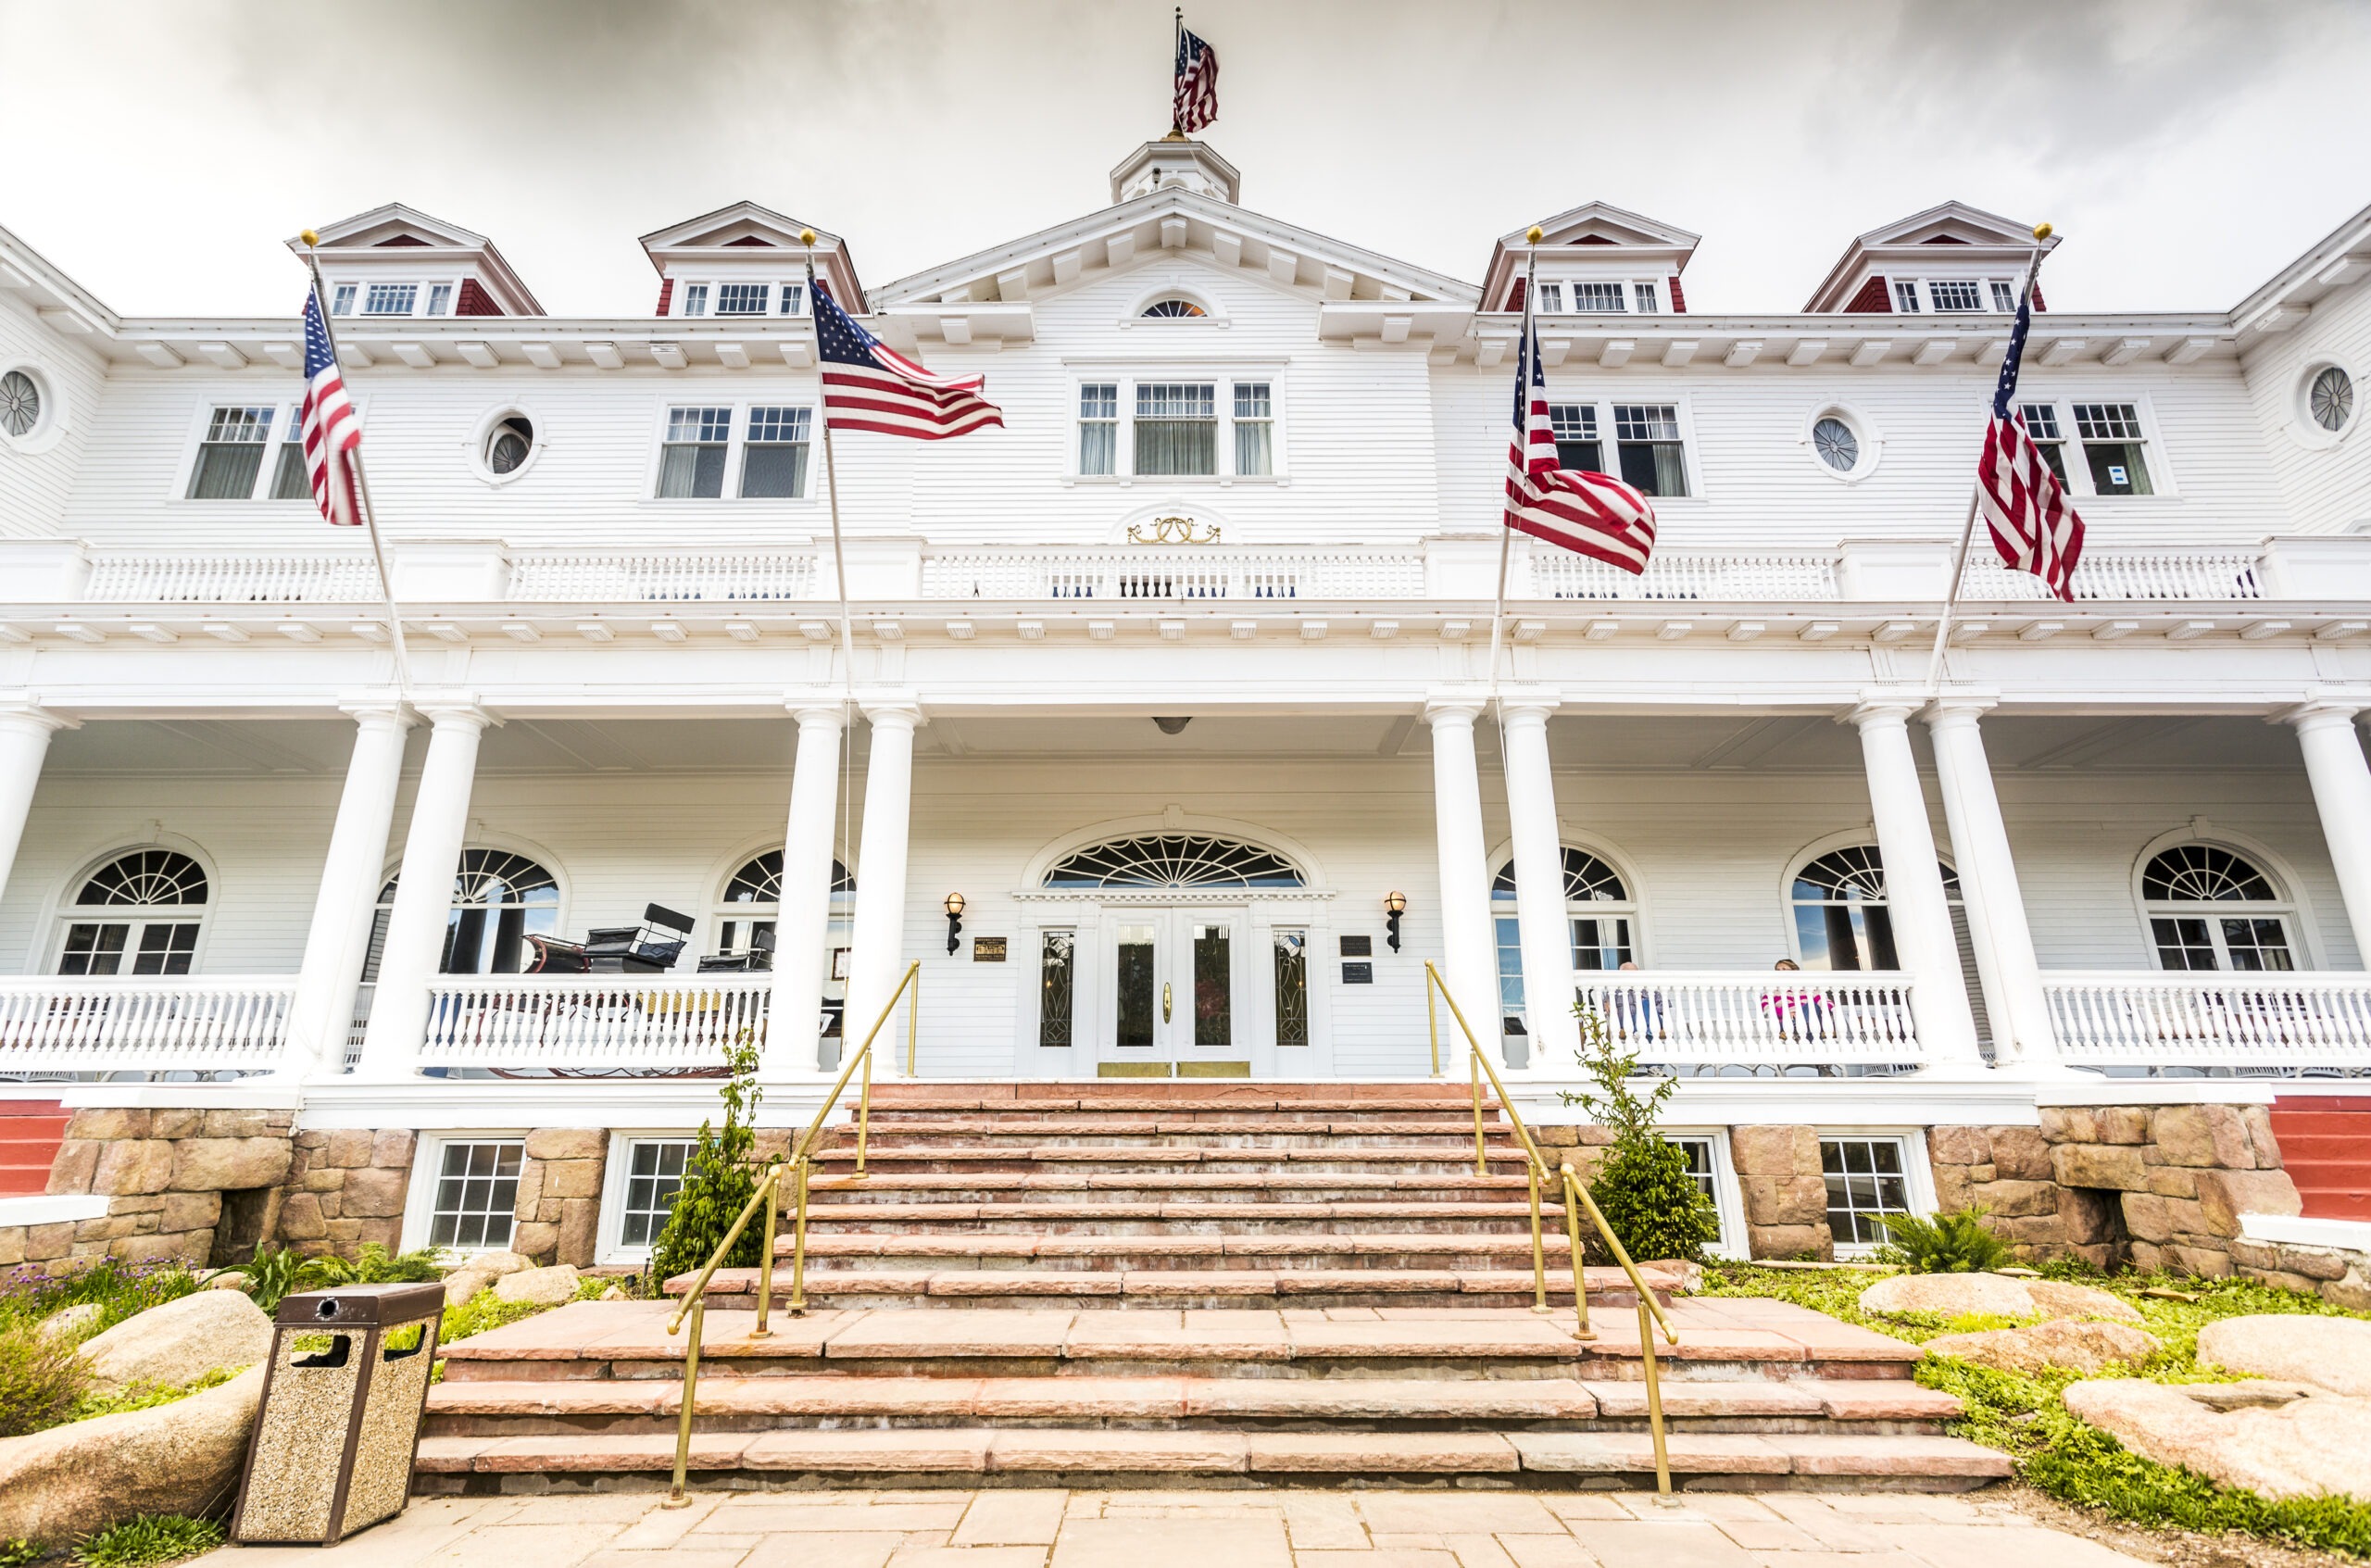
[
  {"left": 599, "top": 1285, "right": 628, "bottom": 1301},
  {"left": 2197, "top": 1313, "right": 2371, "bottom": 1398},
  {"left": 36, "top": 1303, "right": 104, "bottom": 1342},
  {"left": 0, "top": 1364, "right": 264, "bottom": 1542},
  {"left": 2064, "top": 1378, "right": 2371, "bottom": 1503},
  {"left": 1924, "top": 1319, "right": 2162, "bottom": 1376},
  {"left": 442, "top": 1269, "right": 496, "bottom": 1307},
  {"left": 472, "top": 1250, "right": 531, "bottom": 1277},
  {"left": 76, "top": 1287, "right": 271, "bottom": 1395},
  {"left": 2025, "top": 1279, "right": 2145, "bottom": 1323},
  {"left": 1858, "top": 1272, "right": 2040, "bottom": 1320},
  {"left": 492, "top": 1263, "right": 580, "bottom": 1307}
]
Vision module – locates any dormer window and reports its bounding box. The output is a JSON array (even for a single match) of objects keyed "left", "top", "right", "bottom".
[
  {"left": 1989, "top": 281, "right": 2017, "bottom": 312},
  {"left": 681, "top": 284, "right": 709, "bottom": 317},
  {"left": 718, "top": 282, "right": 770, "bottom": 315},
  {"left": 671, "top": 281, "right": 804, "bottom": 318},
  {"left": 1891, "top": 280, "right": 1921, "bottom": 313},
  {"left": 1928, "top": 281, "right": 1985, "bottom": 312},
  {"left": 363, "top": 283, "right": 419, "bottom": 316},
  {"left": 1141, "top": 298, "right": 1208, "bottom": 319},
  {"left": 1574, "top": 282, "right": 1626, "bottom": 313},
  {"left": 427, "top": 283, "right": 454, "bottom": 317},
  {"left": 331, "top": 284, "right": 357, "bottom": 316},
  {"left": 1633, "top": 282, "right": 1661, "bottom": 314},
  {"left": 1536, "top": 284, "right": 1562, "bottom": 313}
]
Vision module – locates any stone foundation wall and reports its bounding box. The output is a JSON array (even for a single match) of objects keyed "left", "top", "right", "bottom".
[
  {"left": 23, "top": 1108, "right": 296, "bottom": 1269},
  {"left": 512, "top": 1129, "right": 608, "bottom": 1267},
  {"left": 1726, "top": 1125, "right": 1834, "bottom": 1262},
  {"left": 279, "top": 1129, "right": 417, "bottom": 1258}
]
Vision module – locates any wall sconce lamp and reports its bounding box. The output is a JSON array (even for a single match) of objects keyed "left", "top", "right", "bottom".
[
  {"left": 1384, "top": 890, "right": 1408, "bottom": 953},
  {"left": 944, "top": 891, "right": 966, "bottom": 954}
]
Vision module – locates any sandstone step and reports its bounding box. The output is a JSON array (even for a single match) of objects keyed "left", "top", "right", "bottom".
[
  {"left": 797, "top": 1200, "right": 1563, "bottom": 1235},
  {"left": 772, "top": 1232, "right": 1579, "bottom": 1263},
  {"left": 859, "top": 1085, "right": 1485, "bottom": 1110},
  {"left": 807, "top": 1172, "right": 1542, "bottom": 1198},
  {"left": 412, "top": 1425, "right": 2008, "bottom": 1490},
  {"left": 840, "top": 1126, "right": 1494, "bottom": 1149},
  {"left": 684, "top": 1267, "right": 1647, "bottom": 1312},
  {"left": 843, "top": 1116, "right": 1499, "bottom": 1138},
  {"left": 812, "top": 1146, "right": 1529, "bottom": 1167}
]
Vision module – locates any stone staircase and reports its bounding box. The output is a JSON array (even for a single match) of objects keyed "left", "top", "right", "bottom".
[
  {"left": 2270, "top": 1095, "right": 2371, "bottom": 1220},
  {"left": 417, "top": 1082, "right": 2008, "bottom": 1493},
  {"left": 0, "top": 1098, "right": 67, "bottom": 1196}
]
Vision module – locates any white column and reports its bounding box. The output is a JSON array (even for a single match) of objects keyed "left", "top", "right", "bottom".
[
  {"left": 1499, "top": 694, "right": 1579, "bottom": 1071},
  {"left": 282, "top": 703, "right": 414, "bottom": 1077},
  {"left": 843, "top": 696, "right": 921, "bottom": 1076},
  {"left": 765, "top": 700, "right": 847, "bottom": 1079},
  {"left": 1424, "top": 693, "right": 1497, "bottom": 1067},
  {"left": 1850, "top": 699, "right": 1984, "bottom": 1068},
  {"left": 0, "top": 701, "right": 73, "bottom": 909},
  {"left": 2287, "top": 700, "right": 2371, "bottom": 960},
  {"left": 1926, "top": 698, "right": 2061, "bottom": 1071},
  {"left": 356, "top": 700, "right": 490, "bottom": 1079}
]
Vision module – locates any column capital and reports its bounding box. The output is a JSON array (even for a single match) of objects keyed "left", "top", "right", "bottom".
[
  {"left": 412, "top": 693, "right": 495, "bottom": 733},
  {"left": 1423, "top": 688, "right": 1491, "bottom": 726},
  {"left": 1923, "top": 692, "right": 2000, "bottom": 729},
  {"left": 336, "top": 694, "right": 416, "bottom": 731},
  {"left": 1845, "top": 691, "right": 1923, "bottom": 732},
  {"left": 858, "top": 690, "right": 924, "bottom": 729},
  {"left": 1495, "top": 688, "right": 1561, "bottom": 725},
  {"left": 0, "top": 696, "right": 76, "bottom": 736},
  {"left": 2277, "top": 694, "right": 2371, "bottom": 733}
]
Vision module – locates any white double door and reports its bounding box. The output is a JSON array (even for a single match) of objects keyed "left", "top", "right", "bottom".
[{"left": 1099, "top": 906, "right": 1253, "bottom": 1075}]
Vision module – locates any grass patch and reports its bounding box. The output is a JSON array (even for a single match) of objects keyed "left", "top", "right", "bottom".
[
  {"left": 0, "top": 1318, "right": 91, "bottom": 1438},
  {"left": 430, "top": 1274, "right": 621, "bottom": 1383},
  {"left": 62, "top": 1367, "right": 238, "bottom": 1426},
  {"left": 0, "top": 1260, "right": 200, "bottom": 1338},
  {"left": 72, "top": 1516, "right": 223, "bottom": 1568},
  {"left": 1701, "top": 1261, "right": 2371, "bottom": 1558}
]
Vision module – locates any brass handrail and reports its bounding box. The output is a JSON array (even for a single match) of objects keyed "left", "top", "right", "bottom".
[
  {"left": 1423, "top": 960, "right": 1677, "bottom": 1496},
  {"left": 658, "top": 960, "right": 922, "bottom": 1508}
]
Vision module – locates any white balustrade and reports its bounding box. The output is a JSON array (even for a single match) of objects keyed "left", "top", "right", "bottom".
[
  {"left": 507, "top": 551, "right": 816, "bottom": 602},
  {"left": 1530, "top": 549, "right": 1840, "bottom": 602},
  {"left": 2044, "top": 972, "right": 2371, "bottom": 1070},
  {"left": 1572, "top": 971, "right": 1922, "bottom": 1067},
  {"left": 83, "top": 553, "right": 382, "bottom": 603},
  {"left": 922, "top": 547, "right": 1425, "bottom": 601},
  {"left": 0, "top": 978, "right": 295, "bottom": 1073},
  {"left": 416, "top": 974, "right": 773, "bottom": 1072},
  {"left": 1962, "top": 549, "right": 2263, "bottom": 603}
]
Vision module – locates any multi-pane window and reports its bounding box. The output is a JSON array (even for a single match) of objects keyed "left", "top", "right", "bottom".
[
  {"left": 1273, "top": 928, "right": 1310, "bottom": 1047},
  {"left": 618, "top": 1139, "right": 695, "bottom": 1249},
  {"left": 1039, "top": 929, "right": 1075, "bottom": 1047},
  {"left": 1233, "top": 383, "right": 1273, "bottom": 477},
  {"left": 427, "top": 283, "right": 454, "bottom": 317},
  {"left": 270, "top": 417, "right": 311, "bottom": 500},
  {"left": 57, "top": 849, "right": 208, "bottom": 977},
  {"left": 2142, "top": 846, "right": 2296, "bottom": 972},
  {"left": 1669, "top": 1136, "right": 1730, "bottom": 1252},
  {"left": 330, "top": 283, "right": 357, "bottom": 315},
  {"left": 1928, "top": 280, "right": 1985, "bottom": 312},
  {"left": 362, "top": 282, "right": 418, "bottom": 316},
  {"left": 1134, "top": 383, "right": 1217, "bottom": 475},
  {"left": 1549, "top": 405, "right": 1601, "bottom": 472},
  {"left": 1613, "top": 404, "right": 1689, "bottom": 497},
  {"left": 425, "top": 1140, "right": 523, "bottom": 1250},
  {"left": 1078, "top": 383, "right": 1119, "bottom": 475},
  {"left": 1989, "top": 281, "right": 2017, "bottom": 312},
  {"left": 1633, "top": 282, "right": 1661, "bottom": 314},
  {"left": 2019, "top": 404, "right": 2069, "bottom": 484},
  {"left": 659, "top": 407, "right": 732, "bottom": 498},
  {"left": 2073, "top": 402, "right": 2153, "bottom": 495},
  {"left": 1574, "top": 282, "right": 1627, "bottom": 312},
  {"left": 1821, "top": 1137, "right": 1913, "bottom": 1248},
  {"left": 1891, "top": 280, "right": 1921, "bottom": 313},
  {"left": 187, "top": 407, "right": 274, "bottom": 499},
  {"left": 780, "top": 283, "right": 805, "bottom": 316},
  {"left": 717, "top": 282, "right": 770, "bottom": 315},
  {"left": 1534, "top": 283, "right": 1563, "bottom": 313},
  {"left": 740, "top": 406, "right": 811, "bottom": 497},
  {"left": 679, "top": 284, "right": 709, "bottom": 318}
]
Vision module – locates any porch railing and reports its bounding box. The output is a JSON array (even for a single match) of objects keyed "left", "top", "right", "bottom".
[
  {"left": 83, "top": 553, "right": 383, "bottom": 603},
  {"left": 1963, "top": 549, "right": 2263, "bottom": 602},
  {"left": 2043, "top": 972, "right": 2371, "bottom": 1071},
  {"left": 1573, "top": 971, "right": 1922, "bottom": 1068},
  {"left": 920, "top": 546, "right": 1425, "bottom": 600},
  {"left": 0, "top": 978, "right": 295, "bottom": 1074},
  {"left": 506, "top": 550, "right": 817, "bottom": 603},
  {"left": 416, "top": 974, "right": 773, "bottom": 1073},
  {"left": 1531, "top": 549, "right": 1840, "bottom": 602}
]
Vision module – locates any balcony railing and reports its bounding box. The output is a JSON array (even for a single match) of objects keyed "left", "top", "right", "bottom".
[
  {"left": 417, "top": 974, "right": 772, "bottom": 1073},
  {"left": 83, "top": 553, "right": 383, "bottom": 603},
  {"left": 1532, "top": 549, "right": 1842, "bottom": 602},
  {"left": 1573, "top": 971, "right": 1922, "bottom": 1068},
  {"left": 921, "top": 547, "right": 1426, "bottom": 600},
  {"left": 0, "top": 978, "right": 295, "bottom": 1075},
  {"left": 2043, "top": 972, "right": 2371, "bottom": 1072},
  {"left": 507, "top": 550, "right": 817, "bottom": 602},
  {"left": 1963, "top": 549, "right": 2263, "bottom": 602}
]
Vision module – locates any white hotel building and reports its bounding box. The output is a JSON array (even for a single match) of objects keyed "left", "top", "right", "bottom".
[{"left": 5, "top": 138, "right": 2371, "bottom": 1273}]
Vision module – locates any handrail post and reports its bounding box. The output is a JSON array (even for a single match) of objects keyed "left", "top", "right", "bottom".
[
  {"left": 749, "top": 1162, "right": 780, "bottom": 1338},
  {"left": 856, "top": 1037, "right": 873, "bottom": 1176},
  {"left": 1561, "top": 1164, "right": 1593, "bottom": 1341},
  {"left": 1525, "top": 1156, "right": 1549, "bottom": 1314},
  {"left": 1425, "top": 962, "right": 1441, "bottom": 1078},
  {"left": 786, "top": 1154, "right": 813, "bottom": 1314},
  {"left": 1469, "top": 1052, "right": 1487, "bottom": 1179},
  {"left": 661, "top": 1292, "right": 702, "bottom": 1508},
  {"left": 1638, "top": 1297, "right": 1674, "bottom": 1498},
  {"left": 907, "top": 964, "right": 921, "bottom": 1076}
]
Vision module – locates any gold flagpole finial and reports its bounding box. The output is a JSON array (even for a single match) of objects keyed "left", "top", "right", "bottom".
[
  {"left": 1525, "top": 226, "right": 1544, "bottom": 244},
  {"left": 799, "top": 229, "right": 817, "bottom": 246},
  {"left": 300, "top": 230, "right": 320, "bottom": 246},
  {"left": 2032, "top": 222, "right": 2053, "bottom": 241}
]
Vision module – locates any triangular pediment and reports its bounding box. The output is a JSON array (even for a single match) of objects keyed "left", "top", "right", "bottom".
[
  {"left": 1856, "top": 202, "right": 2042, "bottom": 251},
  {"left": 297, "top": 204, "right": 490, "bottom": 252},
  {"left": 638, "top": 201, "right": 847, "bottom": 255},
  {"left": 1511, "top": 202, "right": 1700, "bottom": 252}
]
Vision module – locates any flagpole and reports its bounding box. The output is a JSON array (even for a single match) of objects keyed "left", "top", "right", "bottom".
[
  {"left": 1923, "top": 222, "right": 2054, "bottom": 694},
  {"left": 1486, "top": 225, "right": 1543, "bottom": 714},
  {"left": 799, "top": 233, "right": 862, "bottom": 708},
  {"left": 1173, "top": 8, "right": 1184, "bottom": 133},
  {"left": 297, "top": 233, "right": 414, "bottom": 697}
]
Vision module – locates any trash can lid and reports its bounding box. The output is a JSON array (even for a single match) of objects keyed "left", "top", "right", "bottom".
[{"left": 276, "top": 1282, "right": 448, "bottom": 1326}]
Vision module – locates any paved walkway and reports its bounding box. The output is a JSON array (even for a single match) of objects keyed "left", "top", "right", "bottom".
[{"left": 201, "top": 1487, "right": 2152, "bottom": 1567}]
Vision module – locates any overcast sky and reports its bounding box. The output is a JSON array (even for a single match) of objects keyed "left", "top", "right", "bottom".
[{"left": 4, "top": 0, "right": 2366, "bottom": 320}]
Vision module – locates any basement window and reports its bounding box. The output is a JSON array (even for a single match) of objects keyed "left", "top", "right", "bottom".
[{"left": 1820, "top": 1136, "right": 1913, "bottom": 1249}]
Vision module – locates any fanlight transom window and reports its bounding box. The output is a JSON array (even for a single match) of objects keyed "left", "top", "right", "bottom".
[
  {"left": 2140, "top": 845, "right": 2294, "bottom": 972},
  {"left": 1492, "top": 847, "right": 1628, "bottom": 904},
  {"left": 1789, "top": 847, "right": 1960, "bottom": 972},
  {"left": 1139, "top": 297, "right": 1208, "bottom": 319},
  {"left": 370, "top": 848, "right": 559, "bottom": 977},
  {"left": 57, "top": 849, "right": 209, "bottom": 976},
  {"left": 1044, "top": 834, "right": 1303, "bottom": 889},
  {"left": 1491, "top": 848, "right": 1637, "bottom": 1022},
  {"left": 77, "top": 849, "right": 208, "bottom": 908},
  {"left": 714, "top": 850, "right": 854, "bottom": 956}
]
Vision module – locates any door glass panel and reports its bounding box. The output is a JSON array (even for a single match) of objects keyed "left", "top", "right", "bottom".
[
  {"left": 1193, "top": 922, "right": 1232, "bottom": 1047},
  {"left": 2151, "top": 917, "right": 2217, "bottom": 971},
  {"left": 132, "top": 924, "right": 199, "bottom": 976},
  {"left": 60, "top": 923, "right": 129, "bottom": 976},
  {"left": 1039, "top": 930, "right": 1076, "bottom": 1047},
  {"left": 1115, "top": 922, "right": 1156, "bottom": 1048},
  {"left": 1273, "top": 928, "right": 1309, "bottom": 1047},
  {"left": 2222, "top": 918, "right": 2294, "bottom": 972}
]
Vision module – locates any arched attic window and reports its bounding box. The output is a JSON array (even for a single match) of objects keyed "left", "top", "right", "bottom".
[
  {"left": 1139, "top": 297, "right": 1208, "bottom": 319},
  {"left": 1043, "top": 834, "right": 1302, "bottom": 889}
]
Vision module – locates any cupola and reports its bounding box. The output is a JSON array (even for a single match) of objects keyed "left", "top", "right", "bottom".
[{"left": 1110, "top": 137, "right": 1241, "bottom": 205}]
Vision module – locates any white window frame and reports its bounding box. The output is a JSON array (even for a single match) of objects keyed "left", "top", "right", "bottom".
[
  {"left": 51, "top": 846, "right": 216, "bottom": 978},
  {"left": 2135, "top": 840, "right": 2307, "bottom": 973},
  {"left": 1890, "top": 278, "right": 2016, "bottom": 315},
  {"left": 400, "top": 1133, "right": 529, "bottom": 1256},
  {"left": 643, "top": 398, "right": 819, "bottom": 503},
  {"left": 1816, "top": 1128, "right": 1937, "bottom": 1260},
  {"left": 1535, "top": 393, "right": 1701, "bottom": 501},
  {"left": 0, "top": 360, "right": 65, "bottom": 454},
  {"left": 2293, "top": 360, "right": 2361, "bottom": 449},
  {"left": 1800, "top": 403, "right": 1883, "bottom": 484},
  {"left": 1667, "top": 1132, "right": 1747, "bottom": 1261},
  {"left": 671, "top": 279, "right": 807, "bottom": 318},
  {"left": 175, "top": 399, "right": 317, "bottom": 504},
  {"left": 1060, "top": 366, "right": 1289, "bottom": 485},
  {"left": 596, "top": 1131, "right": 700, "bottom": 1264},
  {"left": 341, "top": 280, "right": 464, "bottom": 319},
  {"left": 1532, "top": 277, "right": 1667, "bottom": 316},
  {"left": 2016, "top": 394, "right": 2177, "bottom": 499}
]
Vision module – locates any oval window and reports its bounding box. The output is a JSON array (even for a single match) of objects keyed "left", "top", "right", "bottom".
[
  {"left": 0, "top": 370, "right": 43, "bottom": 439},
  {"left": 1813, "top": 416, "right": 1860, "bottom": 473},
  {"left": 485, "top": 414, "right": 533, "bottom": 475},
  {"left": 2310, "top": 365, "right": 2354, "bottom": 434}
]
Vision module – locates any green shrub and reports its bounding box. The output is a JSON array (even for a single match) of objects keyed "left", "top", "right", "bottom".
[
  {"left": 1874, "top": 1206, "right": 2013, "bottom": 1273},
  {"left": 649, "top": 1034, "right": 772, "bottom": 1284},
  {"left": 73, "top": 1516, "right": 223, "bottom": 1568},
  {"left": 0, "top": 1537, "right": 41, "bottom": 1568},
  {"left": 1557, "top": 1004, "right": 1719, "bottom": 1263},
  {"left": 1, "top": 1259, "right": 199, "bottom": 1336},
  {"left": 64, "top": 1367, "right": 235, "bottom": 1426},
  {"left": 0, "top": 1319, "right": 90, "bottom": 1438},
  {"left": 308, "top": 1243, "right": 446, "bottom": 1286},
  {"left": 200, "top": 1247, "right": 332, "bottom": 1313}
]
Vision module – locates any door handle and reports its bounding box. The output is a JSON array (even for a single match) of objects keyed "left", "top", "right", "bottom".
[{"left": 1162, "top": 983, "right": 1173, "bottom": 1022}]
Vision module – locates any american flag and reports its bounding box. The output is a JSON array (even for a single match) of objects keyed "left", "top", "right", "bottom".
[
  {"left": 813, "top": 280, "right": 1002, "bottom": 441},
  {"left": 300, "top": 291, "right": 363, "bottom": 526},
  {"left": 1504, "top": 301, "right": 1656, "bottom": 573},
  {"left": 1173, "top": 25, "right": 1218, "bottom": 133},
  {"left": 1976, "top": 280, "right": 2083, "bottom": 599}
]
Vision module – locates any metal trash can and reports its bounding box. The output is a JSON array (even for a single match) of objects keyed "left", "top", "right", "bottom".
[{"left": 230, "top": 1282, "right": 446, "bottom": 1546}]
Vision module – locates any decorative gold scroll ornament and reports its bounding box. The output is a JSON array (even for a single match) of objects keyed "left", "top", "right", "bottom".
[{"left": 1128, "top": 516, "right": 1223, "bottom": 546}]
